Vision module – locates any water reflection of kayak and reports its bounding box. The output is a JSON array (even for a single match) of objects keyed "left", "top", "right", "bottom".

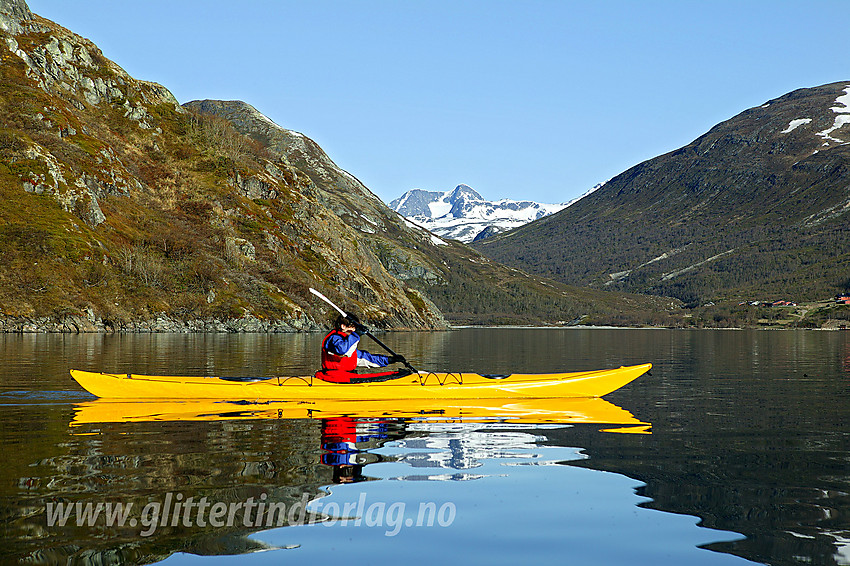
[
  {"left": 69, "top": 396, "right": 650, "bottom": 432},
  {"left": 69, "top": 363, "right": 652, "bottom": 400}
]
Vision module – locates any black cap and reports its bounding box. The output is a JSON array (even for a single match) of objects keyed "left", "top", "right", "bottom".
[{"left": 334, "top": 313, "right": 360, "bottom": 330}]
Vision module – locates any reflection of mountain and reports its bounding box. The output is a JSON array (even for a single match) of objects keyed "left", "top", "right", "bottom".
[
  {"left": 4, "top": 409, "right": 565, "bottom": 561},
  {"left": 573, "top": 433, "right": 850, "bottom": 566},
  {"left": 567, "top": 434, "right": 850, "bottom": 565},
  {"left": 555, "top": 357, "right": 850, "bottom": 566},
  {"left": 1, "top": 403, "right": 332, "bottom": 564},
  {"left": 6, "top": 394, "right": 650, "bottom": 562}
]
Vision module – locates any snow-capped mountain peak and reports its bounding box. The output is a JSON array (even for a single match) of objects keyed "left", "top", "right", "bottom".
[{"left": 388, "top": 184, "right": 585, "bottom": 243}]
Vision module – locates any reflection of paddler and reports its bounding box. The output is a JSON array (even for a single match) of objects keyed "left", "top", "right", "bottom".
[
  {"left": 321, "top": 417, "right": 362, "bottom": 483},
  {"left": 321, "top": 417, "right": 358, "bottom": 462},
  {"left": 320, "top": 417, "right": 394, "bottom": 483}
]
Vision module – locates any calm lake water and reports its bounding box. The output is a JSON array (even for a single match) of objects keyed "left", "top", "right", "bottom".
[{"left": 1, "top": 328, "right": 849, "bottom": 565}]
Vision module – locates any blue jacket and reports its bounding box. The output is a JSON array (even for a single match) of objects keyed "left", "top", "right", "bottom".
[{"left": 323, "top": 331, "right": 390, "bottom": 368}]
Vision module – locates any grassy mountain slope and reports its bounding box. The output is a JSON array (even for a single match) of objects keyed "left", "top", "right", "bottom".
[{"left": 475, "top": 81, "right": 850, "bottom": 307}]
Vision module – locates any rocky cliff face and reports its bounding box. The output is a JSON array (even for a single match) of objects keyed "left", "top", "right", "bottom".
[
  {"left": 0, "top": 0, "right": 31, "bottom": 35},
  {"left": 475, "top": 81, "right": 850, "bottom": 305},
  {"left": 0, "top": 1, "right": 447, "bottom": 331},
  {"left": 1, "top": 0, "right": 181, "bottom": 229}
]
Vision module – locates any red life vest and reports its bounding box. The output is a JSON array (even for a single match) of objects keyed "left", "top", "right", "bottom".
[
  {"left": 322, "top": 416, "right": 358, "bottom": 444},
  {"left": 319, "top": 330, "right": 358, "bottom": 382},
  {"left": 318, "top": 331, "right": 405, "bottom": 384}
]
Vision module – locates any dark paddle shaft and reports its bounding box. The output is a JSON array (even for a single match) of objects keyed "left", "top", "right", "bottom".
[
  {"left": 361, "top": 329, "right": 418, "bottom": 374},
  {"left": 309, "top": 288, "right": 418, "bottom": 373}
]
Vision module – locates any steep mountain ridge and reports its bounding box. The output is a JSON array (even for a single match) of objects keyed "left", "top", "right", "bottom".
[
  {"left": 475, "top": 81, "right": 850, "bottom": 305},
  {"left": 389, "top": 184, "right": 566, "bottom": 242},
  {"left": 183, "top": 100, "right": 412, "bottom": 237}
]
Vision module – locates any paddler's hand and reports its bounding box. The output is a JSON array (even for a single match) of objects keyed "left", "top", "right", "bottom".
[
  {"left": 354, "top": 323, "right": 370, "bottom": 335},
  {"left": 389, "top": 354, "right": 406, "bottom": 364}
]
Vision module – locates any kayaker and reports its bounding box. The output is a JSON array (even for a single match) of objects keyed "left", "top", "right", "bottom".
[{"left": 317, "top": 314, "right": 405, "bottom": 383}]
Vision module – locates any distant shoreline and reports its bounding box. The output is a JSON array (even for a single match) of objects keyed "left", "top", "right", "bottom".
[{"left": 2, "top": 317, "right": 845, "bottom": 333}]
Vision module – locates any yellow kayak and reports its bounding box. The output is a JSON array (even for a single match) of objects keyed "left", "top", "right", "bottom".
[
  {"left": 69, "top": 397, "right": 650, "bottom": 432},
  {"left": 69, "top": 363, "right": 651, "bottom": 401}
]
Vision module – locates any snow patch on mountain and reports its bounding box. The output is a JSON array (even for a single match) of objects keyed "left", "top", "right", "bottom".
[
  {"left": 389, "top": 183, "right": 601, "bottom": 243},
  {"left": 817, "top": 84, "right": 850, "bottom": 144},
  {"left": 781, "top": 118, "right": 811, "bottom": 134}
]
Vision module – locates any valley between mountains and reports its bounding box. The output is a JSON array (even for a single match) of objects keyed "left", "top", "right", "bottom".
[{"left": 0, "top": 0, "right": 847, "bottom": 331}]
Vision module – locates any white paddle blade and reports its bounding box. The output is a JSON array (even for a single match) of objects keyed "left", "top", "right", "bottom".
[{"left": 309, "top": 288, "right": 348, "bottom": 317}]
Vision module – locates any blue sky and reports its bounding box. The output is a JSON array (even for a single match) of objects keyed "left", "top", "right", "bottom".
[{"left": 27, "top": 0, "right": 849, "bottom": 205}]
